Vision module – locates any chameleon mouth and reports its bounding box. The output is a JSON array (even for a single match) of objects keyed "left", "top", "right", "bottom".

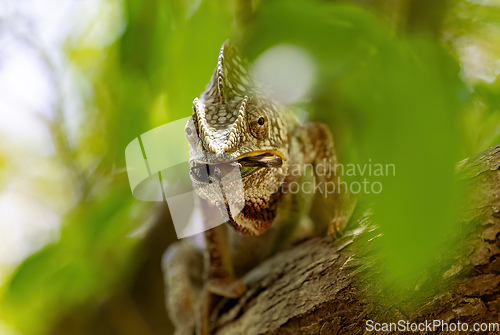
[
  {"left": 236, "top": 152, "right": 283, "bottom": 179},
  {"left": 190, "top": 151, "right": 283, "bottom": 183},
  {"left": 235, "top": 150, "right": 284, "bottom": 167},
  {"left": 236, "top": 152, "right": 283, "bottom": 168}
]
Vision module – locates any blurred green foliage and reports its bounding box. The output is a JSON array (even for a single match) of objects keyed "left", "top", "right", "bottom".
[
  {"left": 245, "top": 0, "right": 466, "bottom": 297},
  {"left": 1, "top": 0, "right": 500, "bottom": 334}
]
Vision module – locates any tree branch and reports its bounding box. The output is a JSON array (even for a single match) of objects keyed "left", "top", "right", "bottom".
[{"left": 211, "top": 144, "right": 500, "bottom": 334}]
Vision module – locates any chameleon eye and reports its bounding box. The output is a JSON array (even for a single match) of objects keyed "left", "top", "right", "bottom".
[
  {"left": 248, "top": 112, "right": 268, "bottom": 140},
  {"left": 185, "top": 117, "right": 198, "bottom": 140}
]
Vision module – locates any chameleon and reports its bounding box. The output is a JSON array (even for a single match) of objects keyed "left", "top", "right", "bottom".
[{"left": 162, "top": 40, "right": 350, "bottom": 335}]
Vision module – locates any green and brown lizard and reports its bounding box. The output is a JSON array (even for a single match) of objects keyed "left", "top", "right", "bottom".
[{"left": 162, "top": 40, "right": 350, "bottom": 335}]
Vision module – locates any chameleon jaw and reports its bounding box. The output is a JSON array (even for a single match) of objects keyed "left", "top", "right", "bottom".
[
  {"left": 235, "top": 149, "right": 285, "bottom": 162},
  {"left": 191, "top": 149, "right": 285, "bottom": 166},
  {"left": 189, "top": 151, "right": 284, "bottom": 184},
  {"left": 236, "top": 153, "right": 283, "bottom": 168}
]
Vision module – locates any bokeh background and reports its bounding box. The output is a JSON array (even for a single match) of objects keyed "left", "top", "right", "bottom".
[{"left": 1, "top": 0, "right": 500, "bottom": 334}]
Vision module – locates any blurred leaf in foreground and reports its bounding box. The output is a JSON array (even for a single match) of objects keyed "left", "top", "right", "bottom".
[{"left": 246, "top": 0, "right": 466, "bottom": 301}]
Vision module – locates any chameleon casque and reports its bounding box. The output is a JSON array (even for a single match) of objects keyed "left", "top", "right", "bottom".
[{"left": 163, "top": 40, "right": 349, "bottom": 335}]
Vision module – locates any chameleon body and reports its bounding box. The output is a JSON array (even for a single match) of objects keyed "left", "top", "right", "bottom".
[{"left": 162, "top": 41, "right": 348, "bottom": 335}]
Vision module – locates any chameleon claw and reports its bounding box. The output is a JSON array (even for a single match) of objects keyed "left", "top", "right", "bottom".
[{"left": 207, "top": 278, "right": 246, "bottom": 298}]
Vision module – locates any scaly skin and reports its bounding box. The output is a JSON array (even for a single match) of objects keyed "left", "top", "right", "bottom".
[{"left": 163, "top": 41, "right": 351, "bottom": 335}]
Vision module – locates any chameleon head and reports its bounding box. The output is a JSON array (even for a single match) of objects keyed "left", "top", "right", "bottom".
[{"left": 185, "top": 40, "right": 292, "bottom": 236}]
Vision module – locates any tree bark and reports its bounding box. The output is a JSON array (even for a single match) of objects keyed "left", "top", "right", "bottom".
[{"left": 210, "top": 144, "right": 500, "bottom": 335}]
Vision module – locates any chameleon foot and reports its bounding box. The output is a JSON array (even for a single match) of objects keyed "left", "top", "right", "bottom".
[{"left": 207, "top": 277, "right": 246, "bottom": 298}]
